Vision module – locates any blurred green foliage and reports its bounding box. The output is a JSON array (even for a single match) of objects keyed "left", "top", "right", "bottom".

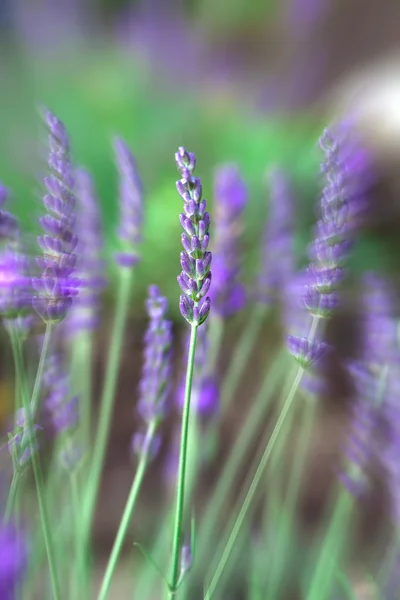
[{"left": 0, "top": 41, "right": 322, "bottom": 316}]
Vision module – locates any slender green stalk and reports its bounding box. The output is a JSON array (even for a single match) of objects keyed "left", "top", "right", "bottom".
[
  {"left": 307, "top": 488, "right": 353, "bottom": 600},
  {"left": 80, "top": 269, "right": 133, "bottom": 586},
  {"left": 204, "top": 365, "right": 305, "bottom": 600},
  {"left": 195, "top": 348, "right": 286, "bottom": 563},
  {"left": 4, "top": 473, "right": 19, "bottom": 522},
  {"left": 336, "top": 571, "right": 358, "bottom": 600},
  {"left": 10, "top": 326, "right": 61, "bottom": 600},
  {"left": 25, "top": 323, "right": 53, "bottom": 422},
  {"left": 69, "top": 469, "right": 81, "bottom": 600},
  {"left": 207, "top": 315, "right": 224, "bottom": 373},
  {"left": 220, "top": 304, "right": 268, "bottom": 410},
  {"left": 168, "top": 323, "right": 198, "bottom": 598},
  {"left": 97, "top": 421, "right": 156, "bottom": 600},
  {"left": 71, "top": 332, "right": 93, "bottom": 447},
  {"left": 266, "top": 395, "right": 318, "bottom": 598}
]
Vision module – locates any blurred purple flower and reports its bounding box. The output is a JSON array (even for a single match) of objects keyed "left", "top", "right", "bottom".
[
  {"left": 176, "top": 147, "right": 211, "bottom": 326},
  {"left": 114, "top": 138, "right": 143, "bottom": 268},
  {"left": 0, "top": 522, "right": 27, "bottom": 599},
  {"left": 66, "top": 168, "right": 106, "bottom": 333},
  {"left": 257, "top": 167, "right": 294, "bottom": 305},
  {"left": 33, "top": 110, "right": 80, "bottom": 324},
  {"left": 132, "top": 285, "right": 173, "bottom": 460},
  {"left": 43, "top": 351, "right": 78, "bottom": 434},
  {"left": 210, "top": 165, "right": 247, "bottom": 317}
]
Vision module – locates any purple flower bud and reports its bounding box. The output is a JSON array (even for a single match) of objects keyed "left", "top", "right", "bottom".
[
  {"left": 210, "top": 164, "right": 247, "bottom": 317},
  {"left": 114, "top": 137, "right": 143, "bottom": 268},
  {"left": 33, "top": 110, "right": 79, "bottom": 324},
  {"left": 176, "top": 148, "right": 211, "bottom": 325},
  {"left": 64, "top": 168, "right": 107, "bottom": 334},
  {"left": 135, "top": 286, "right": 172, "bottom": 460},
  {"left": 287, "top": 335, "right": 327, "bottom": 369},
  {"left": 257, "top": 167, "right": 294, "bottom": 305}
]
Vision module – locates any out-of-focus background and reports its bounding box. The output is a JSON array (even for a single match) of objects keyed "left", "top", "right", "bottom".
[{"left": 2, "top": 0, "right": 400, "bottom": 596}]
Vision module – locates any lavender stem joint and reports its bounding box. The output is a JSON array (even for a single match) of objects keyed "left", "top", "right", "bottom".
[{"left": 176, "top": 147, "right": 211, "bottom": 326}]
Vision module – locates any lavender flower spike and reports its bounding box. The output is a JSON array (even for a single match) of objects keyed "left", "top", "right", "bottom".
[
  {"left": 176, "top": 147, "right": 211, "bottom": 326},
  {"left": 288, "top": 125, "right": 365, "bottom": 366},
  {"left": 0, "top": 185, "right": 19, "bottom": 244},
  {"left": 67, "top": 168, "right": 106, "bottom": 333},
  {"left": 132, "top": 285, "right": 173, "bottom": 460},
  {"left": 211, "top": 164, "right": 247, "bottom": 316},
  {"left": 114, "top": 138, "right": 143, "bottom": 268},
  {"left": 33, "top": 110, "right": 79, "bottom": 324},
  {"left": 258, "top": 167, "right": 294, "bottom": 305}
]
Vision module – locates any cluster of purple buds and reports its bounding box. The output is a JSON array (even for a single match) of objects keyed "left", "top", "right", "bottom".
[
  {"left": 66, "top": 168, "right": 106, "bottom": 333},
  {"left": 33, "top": 111, "right": 79, "bottom": 324},
  {"left": 210, "top": 165, "right": 247, "bottom": 317},
  {"left": 341, "top": 275, "right": 397, "bottom": 499},
  {"left": 132, "top": 285, "right": 172, "bottom": 460},
  {"left": 288, "top": 126, "right": 363, "bottom": 368},
  {"left": 176, "top": 147, "right": 211, "bottom": 326},
  {"left": 0, "top": 521, "right": 28, "bottom": 599},
  {"left": 177, "top": 323, "right": 219, "bottom": 417},
  {"left": 257, "top": 167, "right": 294, "bottom": 305},
  {"left": 114, "top": 137, "right": 143, "bottom": 268},
  {"left": 42, "top": 349, "right": 78, "bottom": 435}
]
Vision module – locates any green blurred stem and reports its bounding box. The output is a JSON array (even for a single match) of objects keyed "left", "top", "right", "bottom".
[
  {"left": 220, "top": 304, "right": 268, "bottom": 410},
  {"left": 204, "top": 365, "right": 305, "bottom": 600},
  {"left": 207, "top": 314, "right": 224, "bottom": 372},
  {"left": 97, "top": 421, "right": 156, "bottom": 600},
  {"left": 24, "top": 323, "right": 53, "bottom": 428},
  {"left": 71, "top": 331, "right": 93, "bottom": 448},
  {"left": 80, "top": 269, "right": 134, "bottom": 584},
  {"left": 266, "top": 395, "right": 318, "bottom": 598},
  {"left": 4, "top": 473, "right": 19, "bottom": 522},
  {"left": 195, "top": 347, "right": 286, "bottom": 565},
  {"left": 168, "top": 323, "right": 198, "bottom": 598},
  {"left": 69, "top": 468, "right": 81, "bottom": 600},
  {"left": 307, "top": 489, "right": 353, "bottom": 600},
  {"left": 10, "top": 325, "right": 61, "bottom": 600}
]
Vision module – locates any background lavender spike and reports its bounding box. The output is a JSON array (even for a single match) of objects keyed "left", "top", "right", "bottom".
[
  {"left": 132, "top": 285, "right": 172, "bottom": 460},
  {"left": 0, "top": 521, "right": 28, "bottom": 599},
  {"left": 42, "top": 349, "right": 79, "bottom": 435},
  {"left": 66, "top": 167, "right": 107, "bottom": 333},
  {"left": 176, "top": 146, "right": 211, "bottom": 326},
  {"left": 114, "top": 137, "right": 143, "bottom": 268},
  {"left": 210, "top": 164, "right": 247, "bottom": 317},
  {"left": 32, "top": 110, "right": 80, "bottom": 324},
  {"left": 257, "top": 167, "right": 294, "bottom": 306},
  {"left": 287, "top": 124, "right": 369, "bottom": 366}
]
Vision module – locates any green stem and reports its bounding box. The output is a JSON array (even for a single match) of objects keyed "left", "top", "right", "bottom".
[
  {"left": 80, "top": 269, "right": 133, "bottom": 587},
  {"left": 97, "top": 421, "right": 155, "bottom": 600},
  {"left": 10, "top": 326, "right": 61, "bottom": 600},
  {"left": 220, "top": 304, "right": 267, "bottom": 411},
  {"left": 266, "top": 395, "right": 317, "bottom": 598},
  {"left": 204, "top": 365, "right": 305, "bottom": 600},
  {"left": 307, "top": 488, "right": 353, "bottom": 600},
  {"left": 195, "top": 347, "right": 286, "bottom": 564},
  {"left": 4, "top": 473, "right": 19, "bottom": 522},
  {"left": 207, "top": 315, "right": 224, "bottom": 373},
  {"left": 69, "top": 468, "right": 81, "bottom": 600},
  {"left": 26, "top": 323, "right": 53, "bottom": 421},
  {"left": 168, "top": 323, "right": 198, "bottom": 598},
  {"left": 71, "top": 332, "right": 93, "bottom": 448}
]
